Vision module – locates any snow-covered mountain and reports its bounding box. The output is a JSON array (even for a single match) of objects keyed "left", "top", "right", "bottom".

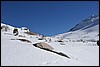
[
  {"left": 54, "top": 15, "right": 99, "bottom": 42},
  {"left": 1, "top": 23, "right": 40, "bottom": 36},
  {"left": 1, "top": 15, "right": 99, "bottom": 66},
  {"left": 69, "top": 15, "right": 99, "bottom": 31}
]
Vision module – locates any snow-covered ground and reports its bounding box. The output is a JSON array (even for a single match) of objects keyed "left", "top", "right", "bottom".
[
  {"left": 1, "top": 15, "right": 99, "bottom": 66},
  {"left": 1, "top": 31, "right": 99, "bottom": 66},
  {"left": 54, "top": 24, "right": 99, "bottom": 42}
]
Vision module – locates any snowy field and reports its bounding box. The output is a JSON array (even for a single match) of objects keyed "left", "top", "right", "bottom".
[
  {"left": 1, "top": 32, "right": 99, "bottom": 66},
  {"left": 1, "top": 15, "right": 99, "bottom": 66}
]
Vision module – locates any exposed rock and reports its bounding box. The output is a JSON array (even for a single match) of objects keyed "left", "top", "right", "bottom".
[
  {"left": 17, "top": 39, "right": 31, "bottom": 43},
  {"left": 38, "top": 38, "right": 43, "bottom": 40},
  {"left": 60, "top": 42, "right": 65, "bottom": 45},
  {"left": 1, "top": 25, "right": 10, "bottom": 32},
  {"left": 13, "top": 28, "right": 18, "bottom": 36},
  {"left": 11, "top": 38, "right": 31, "bottom": 43},
  {"left": 33, "top": 42, "right": 54, "bottom": 50},
  {"left": 18, "top": 35, "right": 26, "bottom": 37},
  {"left": 57, "top": 40, "right": 63, "bottom": 42},
  {"left": 24, "top": 32, "right": 37, "bottom": 35},
  {"left": 33, "top": 42, "right": 70, "bottom": 59}
]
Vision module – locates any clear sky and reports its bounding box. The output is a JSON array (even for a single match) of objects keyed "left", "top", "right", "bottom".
[{"left": 1, "top": 1, "right": 99, "bottom": 36}]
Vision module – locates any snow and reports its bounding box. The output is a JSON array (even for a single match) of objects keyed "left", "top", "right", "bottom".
[
  {"left": 54, "top": 22, "right": 99, "bottom": 42},
  {"left": 1, "top": 14, "right": 99, "bottom": 66},
  {"left": 1, "top": 31, "right": 99, "bottom": 66},
  {"left": 69, "top": 15, "right": 99, "bottom": 31}
]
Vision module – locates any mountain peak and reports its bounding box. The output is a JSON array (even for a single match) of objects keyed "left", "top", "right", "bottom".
[
  {"left": 54, "top": 15, "right": 99, "bottom": 42},
  {"left": 69, "top": 15, "right": 99, "bottom": 31}
]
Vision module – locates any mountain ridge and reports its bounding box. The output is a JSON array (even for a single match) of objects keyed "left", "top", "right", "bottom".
[
  {"left": 69, "top": 15, "right": 99, "bottom": 31},
  {"left": 54, "top": 15, "right": 99, "bottom": 42}
]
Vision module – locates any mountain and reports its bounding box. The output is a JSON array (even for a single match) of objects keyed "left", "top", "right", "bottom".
[
  {"left": 1, "top": 15, "right": 99, "bottom": 66},
  {"left": 54, "top": 15, "right": 99, "bottom": 42},
  {"left": 1, "top": 23, "right": 41, "bottom": 36},
  {"left": 69, "top": 15, "right": 99, "bottom": 31}
]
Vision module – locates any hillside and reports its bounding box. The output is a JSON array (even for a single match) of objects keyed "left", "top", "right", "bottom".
[
  {"left": 1, "top": 15, "right": 99, "bottom": 66},
  {"left": 54, "top": 15, "right": 99, "bottom": 43}
]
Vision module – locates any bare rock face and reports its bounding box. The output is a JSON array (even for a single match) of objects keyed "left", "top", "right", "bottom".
[
  {"left": 13, "top": 28, "right": 18, "bottom": 36},
  {"left": 1, "top": 25, "right": 10, "bottom": 32},
  {"left": 24, "top": 32, "right": 37, "bottom": 35},
  {"left": 33, "top": 42, "right": 54, "bottom": 50}
]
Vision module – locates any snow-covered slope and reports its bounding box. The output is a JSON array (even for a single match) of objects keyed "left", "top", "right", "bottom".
[
  {"left": 54, "top": 15, "right": 99, "bottom": 42},
  {"left": 1, "top": 14, "right": 99, "bottom": 66},
  {"left": 1, "top": 29, "right": 99, "bottom": 66},
  {"left": 1, "top": 23, "right": 34, "bottom": 36},
  {"left": 69, "top": 15, "right": 99, "bottom": 31}
]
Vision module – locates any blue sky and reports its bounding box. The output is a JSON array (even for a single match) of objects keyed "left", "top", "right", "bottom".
[{"left": 1, "top": 1, "right": 99, "bottom": 36}]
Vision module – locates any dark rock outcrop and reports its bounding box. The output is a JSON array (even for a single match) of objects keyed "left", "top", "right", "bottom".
[{"left": 13, "top": 28, "right": 18, "bottom": 36}]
